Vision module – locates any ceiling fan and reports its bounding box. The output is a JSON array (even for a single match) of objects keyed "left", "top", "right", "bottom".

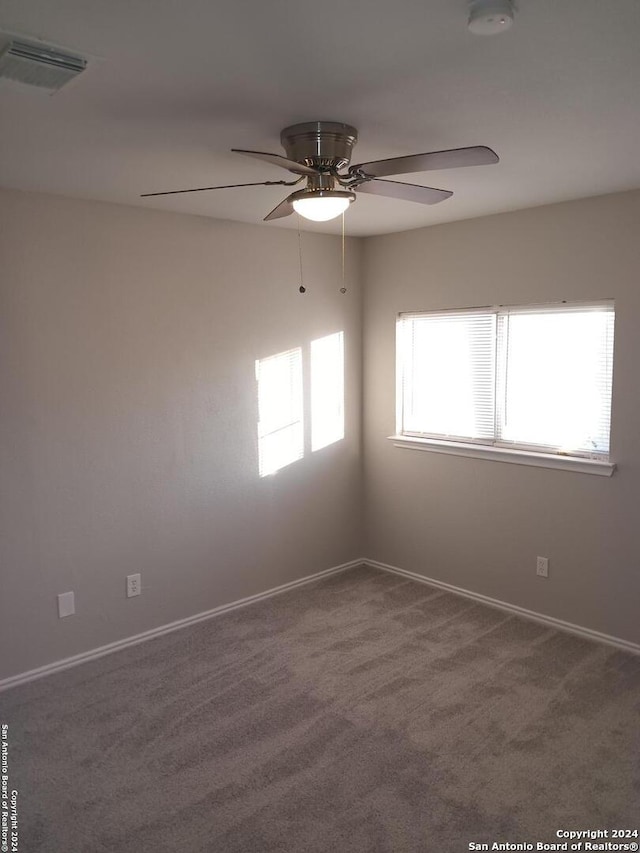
[{"left": 141, "top": 121, "right": 499, "bottom": 222}]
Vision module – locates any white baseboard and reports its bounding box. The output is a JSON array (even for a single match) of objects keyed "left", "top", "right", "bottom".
[
  {"left": 0, "top": 559, "right": 363, "bottom": 693},
  {"left": 364, "top": 558, "right": 640, "bottom": 656},
  {"left": 4, "top": 555, "right": 637, "bottom": 692}
]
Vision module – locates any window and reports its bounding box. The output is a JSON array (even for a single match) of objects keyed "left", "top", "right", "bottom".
[
  {"left": 311, "top": 331, "right": 345, "bottom": 451},
  {"left": 256, "top": 347, "right": 303, "bottom": 477},
  {"left": 396, "top": 302, "right": 615, "bottom": 466}
]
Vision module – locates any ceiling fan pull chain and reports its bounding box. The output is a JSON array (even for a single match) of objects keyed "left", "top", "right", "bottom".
[
  {"left": 340, "top": 212, "right": 347, "bottom": 294},
  {"left": 297, "top": 216, "right": 306, "bottom": 294}
]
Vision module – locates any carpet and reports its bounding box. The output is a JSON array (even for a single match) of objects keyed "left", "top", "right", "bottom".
[{"left": 1, "top": 565, "right": 639, "bottom": 852}]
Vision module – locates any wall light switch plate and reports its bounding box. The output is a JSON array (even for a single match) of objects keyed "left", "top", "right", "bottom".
[{"left": 58, "top": 591, "right": 75, "bottom": 618}]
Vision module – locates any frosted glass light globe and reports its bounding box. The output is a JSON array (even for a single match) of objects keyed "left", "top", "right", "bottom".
[{"left": 292, "top": 193, "right": 353, "bottom": 222}]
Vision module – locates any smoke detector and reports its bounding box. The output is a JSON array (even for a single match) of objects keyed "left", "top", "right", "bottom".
[
  {"left": 0, "top": 38, "right": 87, "bottom": 92},
  {"left": 468, "top": 0, "right": 515, "bottom": 35}
]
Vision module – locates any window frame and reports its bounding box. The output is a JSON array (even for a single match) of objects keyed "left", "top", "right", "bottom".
[{"left": 393, "top": 301, "right": 616, "bottom": 477}]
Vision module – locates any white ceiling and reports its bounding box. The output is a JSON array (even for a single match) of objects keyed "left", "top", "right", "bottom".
[{"left": 0, "top": 0, "right": 639, "bottom": 236}]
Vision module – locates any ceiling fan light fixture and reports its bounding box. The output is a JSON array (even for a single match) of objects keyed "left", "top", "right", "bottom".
[{"left": 291, "top": 189, "right": 355, "bottom": 222}]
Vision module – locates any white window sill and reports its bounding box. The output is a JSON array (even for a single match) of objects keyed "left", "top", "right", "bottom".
[{"left": 389, "top": 435, "right": 615, "bottom": 477}]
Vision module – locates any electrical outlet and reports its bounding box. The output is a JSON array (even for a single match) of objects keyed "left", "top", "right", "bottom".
[
  {"left": 126, "top": 573, "right": 141, "bottom": 598},
  {"left": 536, "top": 556, "right": 549, "bottom": 578},
  {"left": 58, "top": 591, "right": 75, "bottom": 618}
]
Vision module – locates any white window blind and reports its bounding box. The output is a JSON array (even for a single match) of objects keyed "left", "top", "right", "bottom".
[
  {"left": 399, "top": 310, "right": 496, "bottom": 441},
  {"left": 311, "top": 331, "right": 345, "bottom": 451},
  {"left": 256, "top": 347, "right": 303, "bottom": 477},
  {"left": 398, "top": 302, "right": 615, "bottom": 459}
]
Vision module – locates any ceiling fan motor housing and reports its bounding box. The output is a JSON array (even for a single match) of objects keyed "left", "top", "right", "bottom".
[{"left": 280, "top": 121, "right": 358, "bottom": 171}]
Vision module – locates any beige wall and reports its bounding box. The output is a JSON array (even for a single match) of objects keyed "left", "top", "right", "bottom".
[
  {"left": 3, "top": 186, "right": 640, "bottom": 682},
  {"left": 362, "top": 189, "right": 640, "bottom": 646},
  {"left": 0, "top": 189, "right": 362, "bottom": 679}
]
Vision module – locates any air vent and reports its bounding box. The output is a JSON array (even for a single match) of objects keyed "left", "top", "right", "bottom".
[{"left": 0, "top": 39, "right": 87, "bottom": 91}]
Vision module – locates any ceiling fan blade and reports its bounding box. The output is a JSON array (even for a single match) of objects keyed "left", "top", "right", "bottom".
[
  {"left": 350, "top": 146, "right": 499, "bottom": 179},
  {"left": 263, "top": 196, "right": 295, "bottom": 221},
  {"left": 356, "top": 179, "right": 452, "bottom": 205},
  {"left": 232, "top": 148, "right": 318, "bottom": 176},
  {"left": 141, "top": 180, "right": 292, "bottom": 198}
]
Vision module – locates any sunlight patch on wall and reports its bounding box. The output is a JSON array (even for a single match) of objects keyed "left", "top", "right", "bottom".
[
  {"left": 256, "top": 347, "right": 303, "bottom": 477},
  {"left": 255, "top": 332, "right": 345, "bottom": 478},
  {"left": 311, "top": 331, "right": 345, "bottom": 452}
]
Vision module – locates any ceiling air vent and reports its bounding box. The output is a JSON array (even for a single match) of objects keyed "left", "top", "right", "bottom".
[{"left": 0, "top": 39, "right": 87, "bottom": 92}]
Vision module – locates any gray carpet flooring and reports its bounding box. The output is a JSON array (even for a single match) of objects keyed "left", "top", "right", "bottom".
[{"left": 1, "top": 565, "right": 639, "bottom": 852}]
